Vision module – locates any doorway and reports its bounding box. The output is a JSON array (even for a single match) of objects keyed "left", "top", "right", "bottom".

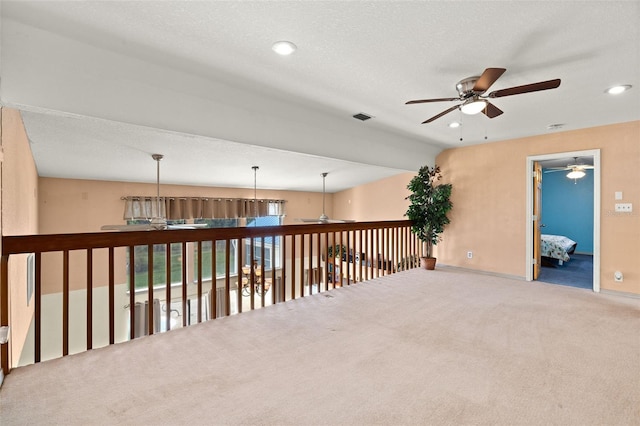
[{"left": 525, "top": 150, "right": 601, "bottom": 291}]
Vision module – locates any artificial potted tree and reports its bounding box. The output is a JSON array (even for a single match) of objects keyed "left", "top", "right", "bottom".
[{"left": 405, "top": 165, "right": 453, "bottom": 270}]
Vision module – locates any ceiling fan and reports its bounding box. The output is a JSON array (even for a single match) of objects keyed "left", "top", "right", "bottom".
[
  {"left": 406, "top": 67, "right": 561, "bottom": 124},
  {"left": 298, "top": 172, "right": 355, "bottom": 224},
  {"left": 101, "top": 154, "right": 206, "bottom": 231},
  {"left": 543, "top": 157, "right": 594, "bottom": 178}
]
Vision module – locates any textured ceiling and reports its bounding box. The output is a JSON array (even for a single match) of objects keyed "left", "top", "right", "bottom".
[{"left": 1, "top": 1, "right": 638, "bottom": 192}]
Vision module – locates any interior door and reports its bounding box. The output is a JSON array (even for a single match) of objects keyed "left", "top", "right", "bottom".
[{"left": 533, "top": 161, "right": 542, "bottom": 279}]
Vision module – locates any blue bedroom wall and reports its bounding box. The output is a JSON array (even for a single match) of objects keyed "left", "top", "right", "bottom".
[{"left": 541, "top": 169, "right": 594, "bottom": 253}]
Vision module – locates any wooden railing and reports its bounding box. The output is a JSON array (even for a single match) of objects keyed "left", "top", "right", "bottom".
[{"left": 1, "top": 220, "right": 420, "bottom": 375}]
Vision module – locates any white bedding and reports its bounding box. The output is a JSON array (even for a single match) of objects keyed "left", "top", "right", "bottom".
[{"left": 541, "top": 234, "right": 577, "bottom": 262}]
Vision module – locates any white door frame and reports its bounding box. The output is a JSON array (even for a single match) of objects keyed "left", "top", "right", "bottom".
[{"left": 525, "top": 149, "right": 601, "bottom": 292}]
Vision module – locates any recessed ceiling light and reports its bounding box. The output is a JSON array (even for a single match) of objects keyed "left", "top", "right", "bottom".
[
  {"left": 448, "top": 122, "right": 461, "bottom": 128},
  {"left": 272, "top": 41, "right": 297, "bottom": 56},
  {"left": 605, "top": 85, "right": 632, "bottom": 95}
]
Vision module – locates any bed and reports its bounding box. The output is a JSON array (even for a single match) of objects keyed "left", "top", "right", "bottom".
[{"left": 541, "top": 234, "right": 577, "bottom": 264}]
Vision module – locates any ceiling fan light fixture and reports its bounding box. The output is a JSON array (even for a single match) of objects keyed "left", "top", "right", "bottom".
[
  {"left": 272, "top": 40, "right": 297, "bottom": 56},
  {"left": 460, "top": 99, "right": 487, "bottom": 115},
  {"left": 605, "top": 85, "right": 632, "bottom": 95},
  {"left": 567, "top": 169, "right": 586, "bottom": 180},
  {"left": 406, "top": 67, "right": 561, "bottom": 124}
]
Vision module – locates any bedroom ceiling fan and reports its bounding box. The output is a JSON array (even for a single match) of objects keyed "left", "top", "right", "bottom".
[
  {"left": 101, "top": 154, "right": 206, "bottom": 231},
  {"left": 298, "top": 172, "right": 355, "bottom": 224},
  {"left": 543, "top": 157, "right": 594, "bottom": 180},
  {"left": 406, "top": 67, "right": 561, "bottom": 124}
]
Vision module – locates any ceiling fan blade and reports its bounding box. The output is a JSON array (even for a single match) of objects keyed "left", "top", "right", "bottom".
[
  {"left": 543, "top": 169, "right": 569, "bottom": 173},
  {"left": 482, "top": 102, "right": 503, "bottom": 118},
  {"left": 297, "top": 218, "right": 356, "bottom": 224},
  {"left": 422, "top": 104, "right": 461, "bottom": 124},
  {"left": 488, "top": 79, "right": 561, "bottom": 98},
  {"left": 472, "top": 68, "right": 506, "bottom": 93},
  {"left": 101, "top": 224, "right": 154, "bottom": 231},
  {"left": 167, "top": 224, "right": 208, "bottom": 230},
  {"left": 102, "top": 223, "right": 209, "bottom": 231},
  {"left": 406, "top": 97, "right": 460, "bottom": 105},
  {"left": 568, "top": 165, "right": 594, "bottom": 171}
]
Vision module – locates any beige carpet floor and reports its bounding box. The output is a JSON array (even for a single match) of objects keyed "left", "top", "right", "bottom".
[{"left": 1, "top": 268, "right": 639, "bottom": 425}]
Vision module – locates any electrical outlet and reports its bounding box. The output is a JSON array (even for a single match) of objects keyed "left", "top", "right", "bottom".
[
  {"left": 615, "top": 203, "right": 633, "bottom": 212},
  {"left": 467, "top": 251, "right": 473, "bottom": 259}
]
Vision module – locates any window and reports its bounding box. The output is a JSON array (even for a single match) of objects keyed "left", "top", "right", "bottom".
[
  {"left": 243, "top": 216, "right": 282, "bottom": 271},
  {"left": 126, "top": 217, "right": 282, "bottom": 291},
  {"left": 127, "top": 220, "right": 186, "bottom": 290},
  {"left": 194, "top": 219, "right": 240, "bottom": 279},
  {"left": 129, "top": 244, "right": 184, "bottom": 290},
  {"left": 244, "top": 242, "right": 274, "bottom": 270}
]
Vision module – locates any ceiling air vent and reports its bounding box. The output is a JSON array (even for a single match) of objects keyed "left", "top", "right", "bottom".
[
  {"left": 546, "top": 123, "right": 565, "bottom": 131},
  {"left": 352, "top": 113, "right": 373, "bottom": 121}
]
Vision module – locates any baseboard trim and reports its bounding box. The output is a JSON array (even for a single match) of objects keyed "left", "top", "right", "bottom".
[
  {"left": 600, "top": 289, "right": 640, "bottom": 299},
  {"left": 437, "top": 266, "right": 639, "bottom": 299},
  {"left": 436, "top": 264, "right": 526, "bottom": 282}
]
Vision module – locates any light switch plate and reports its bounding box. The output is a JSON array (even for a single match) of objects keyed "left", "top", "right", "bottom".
[{"left": 615, "top": 191, "right": 623, "bottom": 200}]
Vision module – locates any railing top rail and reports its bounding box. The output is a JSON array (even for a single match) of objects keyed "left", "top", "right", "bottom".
[{"left": 2, "top": 220, "right": 413, "bottom": 255}]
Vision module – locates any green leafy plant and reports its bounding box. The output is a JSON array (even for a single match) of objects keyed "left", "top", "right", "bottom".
[{"left": 405, "top": 165, "right": 453, "bottom": 259}]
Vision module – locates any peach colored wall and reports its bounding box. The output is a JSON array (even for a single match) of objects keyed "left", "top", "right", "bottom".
[
  {"left": 1, "top": 107, "right": 39, "bottom": 365},
  {"left": 38, "top": 178, "right": 332, "bottom": 233},
  {"left": 436, "top": 121, "right": 640, "bottom": 294},
  {"left": 38, "top": 177, "right": 334, "bottom": 294},
  {"left": 334, "top": 172, "right": 414, "bottom": 221}
]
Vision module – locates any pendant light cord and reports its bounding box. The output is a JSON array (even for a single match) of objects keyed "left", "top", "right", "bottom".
[
  {"left": 152, "top": 154, "right": 164, "bottom": 219},
  {"left": 252, "top": 166, "right": 259, "bottom": 225},
  {"left": 322, "top": 173, "right": 326, "bottom": 215},
  {"left": 320, "top": 172, "right": 328, "bottom": 220}
]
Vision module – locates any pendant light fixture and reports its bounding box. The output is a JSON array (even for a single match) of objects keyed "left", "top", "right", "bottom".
[
  {"left": 149, "top": 154, "right": 168, "bottom": 230},
  {"left": 320, "top": 172, "right": 329, "bottom": 221},
  {"left": 252, "top": 165, "right": 259, "bottom": 223}
]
